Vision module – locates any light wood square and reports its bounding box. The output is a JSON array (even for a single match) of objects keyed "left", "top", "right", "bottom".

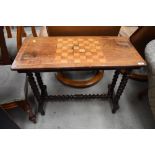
[
  {"left": 62, "top": 53, "right": 68, "bottom": 57},
  {"left": 61, "top": 59, "right": 68, "bottom": 63},
  {"left": 74, "top": 52, "right": 80, "bottom": 57},
  {"left": 74, "top": 59, "right": 81, "bottom": 63},
  {"left": 87, "top": 59, "right": 93, "bottom": 63},
  {"left": 79, "top": 49, "right": 85, "bottom": 53},
  {"left": 57, "top": 38, "right": 63, "bottom": 42},
  {"left": 73, "top": 41, "right": 78, "bottom": 44},
  {"left": 73, "top": 46, "right": 79, "bottom": 50},
  {"left": 56, "top": 49, "right": 62, "bottom": 53}
]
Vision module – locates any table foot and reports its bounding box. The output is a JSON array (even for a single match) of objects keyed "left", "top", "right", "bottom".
[
  {"left": 38, "top": 102, "right": 45, "bottom": 115},
  {"left": 112, "top": 103, "right": 120, "bottom": 113},
  {"left": 40, "top": 110, "right": 45, "bottom": 115},
  {"left": 29, "top": 115, "right": 37, "bottom": 123}
]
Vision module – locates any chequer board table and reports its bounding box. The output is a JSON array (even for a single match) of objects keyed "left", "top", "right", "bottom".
[{"left": 11, "top": 36, "right": 146, "bottom": 115}]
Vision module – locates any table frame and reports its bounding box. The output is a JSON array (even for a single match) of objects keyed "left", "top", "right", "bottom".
[{"left": 25, "top": 68, "right": 131, "bottom": 115}]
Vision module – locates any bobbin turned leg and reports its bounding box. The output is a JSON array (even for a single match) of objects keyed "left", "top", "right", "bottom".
[
  {"left": 112, "top": 71, "right": 130, "bottom": 113},
  {"left": 27, "top": 72, "right": 45, "bottom": 115},
  {"left": 35, "top": 72, "right": 48, "bottom": 97},
  {"left": 108, "top": 70, "right": 120, "bottom": 98}
]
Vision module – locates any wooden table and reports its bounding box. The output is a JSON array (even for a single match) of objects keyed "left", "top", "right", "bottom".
[{"left": 11, "top": 36, "right": 146, "bottom": 115}]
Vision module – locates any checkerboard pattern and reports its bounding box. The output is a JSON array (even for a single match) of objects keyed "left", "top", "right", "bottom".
[{"left": 55, "top": 37, "right": 105, "bottom": 64}]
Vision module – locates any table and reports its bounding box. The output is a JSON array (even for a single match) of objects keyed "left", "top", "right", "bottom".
[
  {"left": 11, "top": 36, "right": 146, "bottom": 115},
  {"left": 0, "top": 107, "right": 20, "bottom": 129}
]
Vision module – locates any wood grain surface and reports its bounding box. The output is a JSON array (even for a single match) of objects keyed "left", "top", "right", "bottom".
[{"left": 11, "top": 36, "right": 146, "bottom": 72}]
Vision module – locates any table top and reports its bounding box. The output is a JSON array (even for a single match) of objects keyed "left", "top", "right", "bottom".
[{"left": 11, "top": 36, "right": 146, "bottom": 72}]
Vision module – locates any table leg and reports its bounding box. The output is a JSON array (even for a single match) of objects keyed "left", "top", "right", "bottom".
[
  {"left": 27, "top": 72, "right": 45, "bottom": 115},
  {"left": 108, "top": 70, "right": 120, "bottom": 98},
  {"left": 35, "top": 73, "right": 48, "bottom": 97},
  {"left": 112, "top": 71, "right": 129, "bottom": 113}
]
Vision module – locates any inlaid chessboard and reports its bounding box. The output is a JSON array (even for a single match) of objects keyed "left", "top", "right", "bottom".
[{"left": 55, "top": 37, "right": 105, "bottom": 64}]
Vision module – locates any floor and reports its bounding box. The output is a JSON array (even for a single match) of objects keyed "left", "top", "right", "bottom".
[
  {"left": 8, "top": 71, "right": 155, "bottom": 129},
  {"left": 5, "top": 26, "right": 155, "bottom": 128}
]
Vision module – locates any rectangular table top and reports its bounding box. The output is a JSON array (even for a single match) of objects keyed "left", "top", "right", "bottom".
[{"left": 11, "top": 36, "right": 146, "bottom": 72}]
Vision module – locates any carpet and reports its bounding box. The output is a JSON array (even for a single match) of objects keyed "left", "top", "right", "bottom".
[{"left": 8, "top": 70, "right": 155, "bottom": 128}]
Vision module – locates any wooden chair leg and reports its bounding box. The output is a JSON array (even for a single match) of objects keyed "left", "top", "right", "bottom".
[
  {"left": 20, "top": 101, "right": 36, "bottom": 123},
  {"left": 31, "top": 26, "right": 37, "bottom": 37},
  {"left": 1, "top": 100, "right": 36, "bottom": 123},
  {"left": 5, "top": 26, "right": 12, "bottom": 38},
  {"left": 21, "top": 27, "right": 27, "bottom": 37}
]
